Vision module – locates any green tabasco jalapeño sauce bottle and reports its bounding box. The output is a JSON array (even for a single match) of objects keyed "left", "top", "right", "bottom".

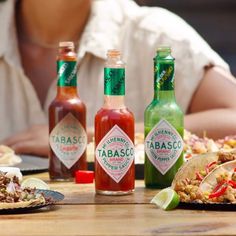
[{"left": 144, "top": 46, "right": 184, "bottom": 188}]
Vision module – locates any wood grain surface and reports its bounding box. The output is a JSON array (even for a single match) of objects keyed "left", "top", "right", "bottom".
[
  {"left": 1, "top": 172, "right": 236, "bottom": 236},
  {"left": 33, "top": 173, "right": 156, "bottom": 205}
]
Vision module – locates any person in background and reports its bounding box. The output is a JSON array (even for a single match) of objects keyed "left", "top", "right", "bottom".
[{"left": 0, "top": 0, "right": 236, "bottom": 156}]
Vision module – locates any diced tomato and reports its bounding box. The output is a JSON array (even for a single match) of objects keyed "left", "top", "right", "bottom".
[
  {"left": 205, "top": 161, "right": 217, "bottom": 174},
  {"left": 196, "top": 172, "right": 203, "bottom": 181},
  {"left": 185, "top": 153, "right": 192, "bottom": 159},
  {"left": 228, "top": 180, "right": 236, "bottom": 188},
  {"left": 209, "top": 185, "right": 228, "bottom": 199},
  {"left": 209, "top": 180, "right": 228, "bottom": 199}
]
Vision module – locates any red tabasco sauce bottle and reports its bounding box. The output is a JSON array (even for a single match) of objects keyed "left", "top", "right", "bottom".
[
  {"left": 49, "top": 42, "right": 87, "bottom": 181},
  {"left": 95, "top": 50, "right": 135, "bottom": 195}
]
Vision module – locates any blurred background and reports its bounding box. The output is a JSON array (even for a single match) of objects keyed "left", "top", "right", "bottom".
[{"left": 135, "top": 0, "right": 236, "bottom": 76}]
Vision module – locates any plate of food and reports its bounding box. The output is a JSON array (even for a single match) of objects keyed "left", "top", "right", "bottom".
[
  {"left": 172, "top": 150, "right": 236, "bottom": 210},
  {"left": 183, "top": 131, "right": 236, "bottom": 161},
  {"left": 0, "top": 168, "right": 64, "bottom": 214},
  {"left": 0, "top": 145, "right": 22, "bottom": 167}
]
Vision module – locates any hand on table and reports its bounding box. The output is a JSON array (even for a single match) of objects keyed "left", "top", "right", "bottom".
[{"left": 2, "top": 125, "right": 49, "bottom": 157}]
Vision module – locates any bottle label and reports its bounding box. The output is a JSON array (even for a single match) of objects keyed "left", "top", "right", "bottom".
[
  {"left": 95, "top": 125, "right": 134, "bottom": 183},
  {"left": 145, "top": 119, "right": 183, "bottom": 175},
  {"left": 104, "top": 68, "right": 125, "bottom": 95},
  {"left": 57, "top": 61, "right": 77, "bottom": 86},
  {"left": 155, "top": 62, "right": 174, "bottom": 91},
  {"left": 49, "top": 113, "right": 87, "bottom": 169}
]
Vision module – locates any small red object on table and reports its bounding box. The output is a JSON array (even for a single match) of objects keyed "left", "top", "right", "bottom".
[{"left": 75, "top": 170, "right": 94, "bottom": 184}]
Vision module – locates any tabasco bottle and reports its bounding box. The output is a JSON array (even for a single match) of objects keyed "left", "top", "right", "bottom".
[
  {"left": 144, "top": 46, "right": 184, "bottom": 188},
  {"left": 49, "top": 41, "right": 87, "bottom": 181},
  {"left": 95, "top": 49, "right": 135, "bottom": 195}
]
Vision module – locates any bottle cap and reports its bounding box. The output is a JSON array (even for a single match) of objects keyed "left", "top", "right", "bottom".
[
  {"left": 75, "top": 170, "right": 94, "bottom": 184},
  {"left": 156, "top": 45, "right": 171, "bottom": 53},
  {"left": 59, "top": 41, "right": 74, "bottom": 48},
  {"left": 107, "top": 49, "right": 121, "bottom": 57}
]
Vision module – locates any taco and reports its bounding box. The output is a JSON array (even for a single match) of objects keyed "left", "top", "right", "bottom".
[
  {"left": 0, "top": 171, "right": 45, "bottom": 209},
  {"left": 199, "top": 160, "right": 236, "bottom": 203},
  {"left": 172, "top": 150, "right": 236, "bottom": 203}
]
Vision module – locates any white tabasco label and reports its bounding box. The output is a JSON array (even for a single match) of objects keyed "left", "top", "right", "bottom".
[
  {"left": 95, "top": 125, "right": 134, "bottom": 183},
  {"left": 145, "top": 119, "right": 183, "bottom": 175},
  {"left": 49, "top": 113, "right": 87, "bottom": 169}
]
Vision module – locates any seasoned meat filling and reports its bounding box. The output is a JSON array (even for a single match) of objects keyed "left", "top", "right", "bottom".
[
  {"left": 0, "top": 171, "right": 44, "bottom": 203},
  {"left": 174, "top": 179, "right": 205, "bottom": 202},
  {"left": 174, "top": 151, "right": 236, "bottom": 203},
  {"left": 218, "top": 151, "right": 236, "bottom": 163}
]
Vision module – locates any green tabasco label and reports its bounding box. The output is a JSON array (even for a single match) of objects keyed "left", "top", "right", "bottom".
[
  {"left": 104, "top": 68, "right": 125, "bottom": 95},
  {"left": 95, "top": 125, "right": 134, "bottom": 183},
  {"left": 145, "top": 119, "right": 183, "bottom": 175},
  {"left": 57, "top": 61, "right": 77, "bottom": 86},
  {"left": 154, "top": 61, "right": 174, "bottom": 91}
]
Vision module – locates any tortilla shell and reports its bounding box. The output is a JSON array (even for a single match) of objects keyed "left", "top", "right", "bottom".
[
  {"left": 199, "top": 160, "right": 236, "bottom": 193},
  {"left": 172, "top": 152, "right": 219, "bottom": 189},
  {"left": 0, "top": 195, "right": 45, "bottom": 209}
]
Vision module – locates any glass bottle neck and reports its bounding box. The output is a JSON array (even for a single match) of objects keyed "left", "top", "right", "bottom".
[
  {"left": 154, "top": 89, "right": 175, "bottom": 102},
  {"left": 103, "top": 95, "right": 125, "bottom": 109},
  {"left": 103, "top": 51, "right": 126, "bottom": 109},
  {"left": 57, "top": 86, "right": 78, "bottom": 98},
  {"left": 103, "top": 66, "right": 126, "bottom": 109},
  {"left": 57, "top": 60, "right": 77, "bottom": 87},
  {"left": 153, "top": 56, "right": 175, "bottom": 101}
]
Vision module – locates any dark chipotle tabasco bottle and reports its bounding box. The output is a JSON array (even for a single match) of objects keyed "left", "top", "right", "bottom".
[
  {"left": 95, "top": 49, "right": 135, "bottom": 195},
  {"left": 49, "top": 42, "right": 87, "bottom": 181}
]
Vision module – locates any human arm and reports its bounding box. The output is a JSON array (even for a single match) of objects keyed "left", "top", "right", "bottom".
[
  {"left": 1, "top": 125, "right": 49, "bottom": 157},
  {"left": 185, "top": 66, "right": 236, "bottom": 139},
  {"left": 1, "top": 124, "right": 95, "bottom": 156},
  {"left": 135, "top": 66, "right": 236, "bottom": 139}
]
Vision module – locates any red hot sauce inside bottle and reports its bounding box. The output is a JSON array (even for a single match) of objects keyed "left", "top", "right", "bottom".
[{"left": 95, "top": 50, "right": 135, "bottom": 195}]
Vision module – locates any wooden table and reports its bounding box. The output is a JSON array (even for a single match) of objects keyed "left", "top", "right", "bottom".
[{"left": 1, "top": 172, "right": 236, "bottom": 236}]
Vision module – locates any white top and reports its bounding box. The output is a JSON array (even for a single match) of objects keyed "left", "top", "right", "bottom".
[{"left": 0, "top": 0, "right": 229, "bottom": 140}]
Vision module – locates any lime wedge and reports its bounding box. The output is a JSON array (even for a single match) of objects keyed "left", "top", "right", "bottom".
[
  {"left": 150, "top": 188, "right": 179, "bottom": 210},
  {"left": 21, "top": 178, "right": 50, "bottom": 190}
]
